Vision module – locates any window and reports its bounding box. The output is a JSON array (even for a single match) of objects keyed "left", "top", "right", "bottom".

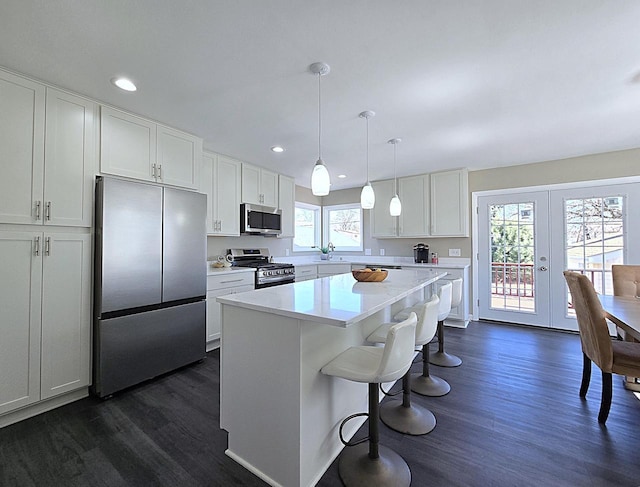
[
  {"left": 293, "top": 202, "right": 321, "bottom": 252},
  {"left": 323, "top": 204, "right": 363, "bottom": 252}
]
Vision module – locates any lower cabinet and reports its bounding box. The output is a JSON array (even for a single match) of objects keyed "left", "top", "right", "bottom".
[
  {"left": 295, "top": 265, "right": 317, "bottom": 282},
  {"left": 206, "top": 272, "right": 254, "bottom": 349},
  {"left": 0, "top": 230, "right": 91, "bottom": 416},
  {"left": 317, "top": 263, "right": 352, "bottom": 277}
]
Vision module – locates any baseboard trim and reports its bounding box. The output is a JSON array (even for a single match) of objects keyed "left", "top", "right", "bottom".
[{"left": 0, "top": 388, "right": 88, "bottom": 429}]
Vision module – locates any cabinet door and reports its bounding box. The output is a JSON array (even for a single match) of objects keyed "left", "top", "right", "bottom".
[
  {"left": 157, "top": 124, "right": 202, "bottom": 189},
  {"left": 0, "top": 70, "right": 45, "bottom": 224},
  {"left": 100, "top": 106, "right": 156, "bottom": 182},
  {"left": 370, "top": 180, "right": 397, "bottom": 237},
  {"left": 260, "top": 169, "right": 279, "bottom": 207},
  {"left": 201, "top": 152, "right": 215, "bottom": 234},
  {"left": 215, "top": 156, "right": 241, "bottom": 236},
  {"left": 0, "top": 231, "right": 42, "bottom": 414},
  {"left": 40, "top": 233, "right": 91, "bottom": 400},
  {"left": 278, "top": 175, "right": 295, "bottom": 238},
  {"left": 430, "top": 169, "right": 469, "bottom": 237},
  {"left": 398, "top": 174, "right": 429, "bottom": 237},
  {"left": 207, "top": 284, "right": 254, "bottom": 343},
  {"left": 44, "top": 89, "right": 96, "bottom": 227},
  {"left": 241, "top": 163, "right": 261, "bottom": 205}
]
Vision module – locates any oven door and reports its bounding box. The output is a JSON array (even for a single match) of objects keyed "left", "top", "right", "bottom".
[{"left": 256, "top": 274, "right": 295, "bottom": 289}]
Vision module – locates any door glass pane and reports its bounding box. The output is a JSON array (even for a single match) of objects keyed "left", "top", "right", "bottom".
[
  {"left": 489, "top": 202, "right": 536, "bottom": 313},
  {"left": 564, "top": 196, "right": 625, "bottom": 316}
]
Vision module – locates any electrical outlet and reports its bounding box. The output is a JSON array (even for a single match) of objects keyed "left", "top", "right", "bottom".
[
  {"left": 449, "top": 248, "right": 461, "bottom": 257},
  {"left": 365, "top": 248, "right": 372, "bottom": 256},
  {"left": 379, "top": 249, "right": 385, "bottom": 256},
  {"left": 285, "top": 249, "right": 290, "bottom": 256}
]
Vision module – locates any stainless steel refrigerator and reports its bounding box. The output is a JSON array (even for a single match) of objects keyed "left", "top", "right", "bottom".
[{"left": 93, "top": 176, "right": 206, "bottom": 397}]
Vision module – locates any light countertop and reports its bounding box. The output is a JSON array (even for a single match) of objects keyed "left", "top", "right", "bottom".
[
  {"left": 206, "top": 265, "right": 256, "bottom": 276},
  {"left": 275, "top": 256, "right": 470, "bottom": 269},
  {"left": 217, "top": 268, "right": 446, "bottom": 327}
]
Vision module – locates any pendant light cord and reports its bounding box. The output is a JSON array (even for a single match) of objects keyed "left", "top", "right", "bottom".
[
  {"left": 393, "top": 142, "right": 397, "bottom": 195},
  {"left": 318, "top": 73, "right": 322, "bottom": 160},
  {"left": 366, "top": 116, "right": 370, "bottom": 183}
]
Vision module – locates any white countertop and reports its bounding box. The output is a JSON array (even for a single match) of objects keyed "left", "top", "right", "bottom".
[
  {"left": 275, "top": 255, "right": 470, "bottom": 269},
  {"left": 217, "top": 268, "right": 446, "bottom": 327},
  {"left": 206, "top": 265, "right": 256, "bottom": 276}
]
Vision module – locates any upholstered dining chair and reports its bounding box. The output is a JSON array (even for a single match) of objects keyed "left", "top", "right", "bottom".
[
  {"left": 563, "top": 271, "right": 640, "bottom": 424},
  {"left": 612, "top": 264, "right": 640, "bottom": 298}
]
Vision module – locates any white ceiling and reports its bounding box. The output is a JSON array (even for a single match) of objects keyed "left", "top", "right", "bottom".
[{"left": 2, "top": 1, "right": 640, "bottom": 191}]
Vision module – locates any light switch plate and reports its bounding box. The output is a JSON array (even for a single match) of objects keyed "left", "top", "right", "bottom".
[
  {"left": 285, "top": 249, "right": 290, "bottom": 256},
  {"left": 379, "top": 249, "right": 385, "bottom": 256},
  {"left": 365, "top": 248, "right": 372, "bottom": 256},
  {"left": 449, "top": 248, "right": 461, "bottom": 257}
]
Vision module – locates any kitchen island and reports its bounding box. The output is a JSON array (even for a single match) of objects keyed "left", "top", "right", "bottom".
[{"left": 218, "top": 268, "right": 446, "bottom": 487}]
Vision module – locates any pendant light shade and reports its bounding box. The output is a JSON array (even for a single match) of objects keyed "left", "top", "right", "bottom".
[
  {"left": 309, "top": 62, "right": 331, "bottom": 196},
  {"left": 388, "top": 138, "right": 402, "bottom": 216},
  {"left": 359, "top": 110, "right": 376, "bottom": 209}
]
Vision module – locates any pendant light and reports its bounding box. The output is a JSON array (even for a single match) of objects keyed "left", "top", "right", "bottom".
[
  {"left": 359, "top": 110, "right": 376, "bottom": 209},
  {"left": 388, "top": 138, "right": 402, "bottom": 216},
  {"left": 309, "top": 62, "right": 331, "bottom": 196}
]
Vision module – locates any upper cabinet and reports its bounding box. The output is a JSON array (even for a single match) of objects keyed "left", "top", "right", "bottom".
[
  {"left": 201, "top": 152, "right": 241, "bottom": 236},
  {"left": 398, "top": 174, "right": 430, "bottom": 237},
  {"left": 278, "top": 175, "right": 295, "bottom": 238},
  {"left": 241, "top": 163, "right": 278, "bottom": 207},
  {"left": 0, "top": 70, "right": 96, "bottom": 227},
  {"left": 430, "top": 169, "right": 469, "bottom": 237},
  {"left": 101, "top": 106, "right": 202, "bottom": 190},
  {"left": 370, "top": 169, "right": 468, "bottom": 238}
]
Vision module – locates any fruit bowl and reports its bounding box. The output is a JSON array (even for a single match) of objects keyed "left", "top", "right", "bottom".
[{"left": 352, "top": 268, "right": 388, "bottom": 282}]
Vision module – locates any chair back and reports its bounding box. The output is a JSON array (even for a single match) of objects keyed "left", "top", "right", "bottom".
[
  {"left": 450, "top": 278, "right": 463, "bottom": 308},
  {"left": 374, "top": 312, "right": 418, "bottom": 383},
  {"left": 563, "top": 271, "right": 613, "bottom": 371},
  {"left": 612, "top": 265, "right": 640, "bottom": 297},
  {"left": 436, "top": 281, "right": 453, "bottom": 322},
  {"left": 414, "top": 295, "right": 440, "bottom": 346}
]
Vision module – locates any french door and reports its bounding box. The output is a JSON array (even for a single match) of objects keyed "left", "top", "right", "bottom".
[
  {"left": 477, "top": 192, "right": 550, "bottom": 326},
  {"left": 477, "top": 182, "right": 640, "bottom": 331}
]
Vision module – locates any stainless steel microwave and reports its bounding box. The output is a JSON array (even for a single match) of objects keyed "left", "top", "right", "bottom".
[{"left": 240, "top": 204, "right": 282, "bottom": 235}]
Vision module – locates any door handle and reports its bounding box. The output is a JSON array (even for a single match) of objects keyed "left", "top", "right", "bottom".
[
  {"left": 538, "top": 266, "right": 548, "bottom": 271},
  {"left": 34, "top": 236, "right": 40, "bottom": 256},
  {"left": 45, "top": 237, "right": 51, "bottom": 256},
  {"left": 35, "top": 201, "right": 41, "bottom": 220},
  {"left": 45, "top": 201, "right": 51, "bottom": 221}
]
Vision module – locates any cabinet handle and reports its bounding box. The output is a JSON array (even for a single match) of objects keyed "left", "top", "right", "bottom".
[
  {"left": 218, "top": 220, "right": 222, "bottom": 231},
  {"left": 221, "top": 278, "right": 244, "bottom": 284},
  {"left": 45, "top": 237, "right": 51, "bottom": 256},
  {"left": 34, "top": 236, "right": 40, "bottom": 256},
  {"left": 45, "top": 201, "right": 51, "bottom": 221},
  {"left": 158, "top": 164, "right": 162, "bottom": 179},
  {"left": 35, "top": 201, "right": 41, "bottom": 220},
  {"left": 152, "top": 164, "right": 156, "bottom": 178}
]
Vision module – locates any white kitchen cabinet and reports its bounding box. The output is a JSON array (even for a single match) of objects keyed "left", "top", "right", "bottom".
[
  {"left": 201, "top": 152, "right": 241, "bottom": 236},
  {"left": 430, "top": 168, "right": 469, "bottom": 237},
  {"left": 278, "top": 174, "right": 295, "bottom": 238},
  {"left": 398, "top": 174, "right": 430, "bottom": 237},
  {"left": 157, "top": 124, "right": 202, "bottom": 189},
  {"left": 101, "top": 106, "right": 202, "bottom": 189},
  {"left": 0, "top": 230, "right": 91, "bottom": 415},
  {"left": 0, "top": 72, "right": 95, "bottom": 227},
  {"left": 370, "top": 180, "right": 397, "bottom": 238},
  {"left": 206, "top": 271, "right": 254, "bottom": 348},
  {"left": 317, "top": 263, "right": 352, "bottom": 277},
  {"left": 295, "top": 264, "right": 317, "bottom": 282},
  {"left": 241, "top": 163, "right": 278, "bottom": 207}
]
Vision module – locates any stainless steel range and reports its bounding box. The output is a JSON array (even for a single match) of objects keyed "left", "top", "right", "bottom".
[{"left": 228, "top": 248, "right": 295, "bottom": 289}]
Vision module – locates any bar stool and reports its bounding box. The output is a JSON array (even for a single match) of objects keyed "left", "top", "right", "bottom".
[
  {"left": 321, "top": 314, "right": 417, "bottom": 487},
  {"left": 410, "top": 294, "right": 451, "bottom": 397},
  {"left": 367, "top": 294, "right": 440, "bottom": 434},
  {"left": 430, "top": 278, "right": 463, "bottom": 368}
]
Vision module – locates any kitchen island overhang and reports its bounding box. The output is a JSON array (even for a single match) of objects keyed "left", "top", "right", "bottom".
[{"left": 218, "top": 268, "right": 446, "bottom": 487}]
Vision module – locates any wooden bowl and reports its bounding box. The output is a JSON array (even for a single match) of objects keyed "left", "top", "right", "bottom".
[{"left": 352, "top": 269, "right": 388, "bottom": 282}]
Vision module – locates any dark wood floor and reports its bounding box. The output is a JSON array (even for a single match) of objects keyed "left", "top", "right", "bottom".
[{"left": 1, "top": 321, "right": 639, "bottom": 486}]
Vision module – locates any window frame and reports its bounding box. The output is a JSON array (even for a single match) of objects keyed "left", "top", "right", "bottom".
[
  {"left": 293, "top": 202, "right": 321, "bottom": 252},
  {"left": 322, "top": 203, "right": 364, "bottom": 252}
]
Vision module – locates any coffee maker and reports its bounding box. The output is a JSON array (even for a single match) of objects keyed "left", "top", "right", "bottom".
[{"left": 413, "top": 243, "right": 430, "bottom": 263}]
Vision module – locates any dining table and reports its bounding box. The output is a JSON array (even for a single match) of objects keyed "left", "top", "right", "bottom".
[{"left": 598, "top": 294, "right": 640, "bottom": 392}]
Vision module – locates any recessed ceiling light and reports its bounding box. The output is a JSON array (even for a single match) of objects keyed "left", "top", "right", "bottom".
[
  {"left": 338, "top": 174, "right": 347, "bottom": 179},
  {"left": 271, "top": 146, "right": 285, "bottom": 153},
  {"left": 111, "top": 77, "right": 137, "bottom": 92}
]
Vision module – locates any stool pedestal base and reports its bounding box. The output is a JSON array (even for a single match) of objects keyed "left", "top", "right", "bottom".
[
  {"left": 380, "top": 400, "right": 436, "bottom": 435},
  {"left": 429, "top": 351, "right": 462, "bottom": 367},
  {"left": 411, "top": 372, "right": 451, "bottom": 396},
  {"left": 338, "top": 443, "right": 411, "bottom": 487}
]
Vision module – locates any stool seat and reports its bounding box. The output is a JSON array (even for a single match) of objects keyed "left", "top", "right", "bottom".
[
  {"left": 321, "top": 346, "right": 397, "bottom": 384},
  {"left": 430, "top": 278, "right": 463, "bottom": 368}
]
